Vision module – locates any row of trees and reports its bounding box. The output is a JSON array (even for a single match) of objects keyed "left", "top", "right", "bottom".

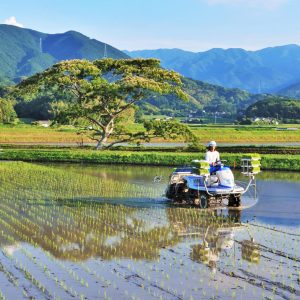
[{"left": 245, "top": 97, "right": 300, "bottom": 121}]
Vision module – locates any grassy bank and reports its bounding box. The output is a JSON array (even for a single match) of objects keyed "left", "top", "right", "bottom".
[
  {"left": 1, "top": 148, "right": 299, "bottom": 171},
  {"left": 1, "top": 143, "right": 300, "bottom": 154}
]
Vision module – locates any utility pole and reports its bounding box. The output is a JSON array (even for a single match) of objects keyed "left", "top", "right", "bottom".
[
  {"left": 258, "top": 80, "right": 262, "bottom": 94},
  {"left": 103, "top": 43, "right": 108, "bottom": 58},
  {"left": 39, "top": 38, "right": 43, "bottom": 53},
  {"left": 214, "top": 105, "right": 218, "bottom": 125}
]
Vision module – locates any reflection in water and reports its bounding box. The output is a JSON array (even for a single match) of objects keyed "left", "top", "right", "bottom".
[
  {"left": 0, "top": 200, "right": 179, "bottom": 261},
  {"left": 190, "top": 227, "right": 261, "bottom": 272},
  {"left": 181, "top": 210, "right": 239, "bottom": 272},
  {"left": 190, "top": 228, "right": 235, "bottom": 272},
  {"left": 1, "top": 196, "right": 246, "bottom": 263},
  {"left": 0, "top": 184, "right": 258, "bottom": 267},
  {"left": 241, "top": 239, "right": 260, "bottom": 263},
  {"left": 0, "top": 162, "right": 297, "bottom": 263}
]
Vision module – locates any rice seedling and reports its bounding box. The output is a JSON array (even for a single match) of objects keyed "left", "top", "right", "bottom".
[{"left": 0, "top": 161, "right": 299, "bottom": 299}]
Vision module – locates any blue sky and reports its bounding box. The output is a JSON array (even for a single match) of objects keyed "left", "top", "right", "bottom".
[{"left": 0, "top": 0, "right": 299, "bottom": 51}]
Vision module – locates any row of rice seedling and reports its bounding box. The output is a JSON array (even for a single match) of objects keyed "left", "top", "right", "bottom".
[
  {"left": 0, "top": 161, "right": 161, "bottom": 201},
  {"left": 0, "top": 161, "right": 299, "bottom": 299},
  {"left": 0, "top": 189, "right": 296, "bottom": 298},
  {"left": 0, "top": 166, "right": 184, "bottom": 298}
]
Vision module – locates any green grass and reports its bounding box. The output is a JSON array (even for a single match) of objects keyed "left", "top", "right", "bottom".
[
  {"left": 1, "top": 148, "right": 299, "bottom": 171},
  {"left": 190, "top": 126, "right": 300, "bottom": 143},
  {"left": 1, "top": 143, "right": 300, "bottom": 155}
]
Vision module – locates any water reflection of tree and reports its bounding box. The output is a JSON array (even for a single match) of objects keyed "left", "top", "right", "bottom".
[
  {"left": 53, "top": 164, "right": 170, "bottom": 185},
  {"left": 0, "top": 197, "right": 261, "bottom": 264},
  {"left": 0, "top": 201, "right": 179, "bottom": 261}
]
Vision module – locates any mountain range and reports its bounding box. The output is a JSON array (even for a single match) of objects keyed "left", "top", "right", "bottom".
[
  {"left": 1, "top": 24, "right": 300, "bottom": 97},
  {"left": 0, "top": 25, "right": 128, "bottom": 84},
  {"left": 125, "top": 46, "right": 300, "bottom": 94},
  {"left": 0, "top": 25, "right": 298, "bottom": 121}
]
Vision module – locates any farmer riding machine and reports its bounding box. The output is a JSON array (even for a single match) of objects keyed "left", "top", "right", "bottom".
[{"left": 165, "top": 155, "right": 261, "bottom": 208}]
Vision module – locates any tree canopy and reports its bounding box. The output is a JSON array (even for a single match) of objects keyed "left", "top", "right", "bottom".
[
  {"left": 0, "top": 98, "right": 16, "bottom": 124},
  {"left": 11, "top": 58, "right": 192, "bottom": 148}
]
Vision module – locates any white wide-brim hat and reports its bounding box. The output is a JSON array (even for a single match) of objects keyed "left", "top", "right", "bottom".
[{"left": 208, "top": 141, "right": 217, "bottom": 147}]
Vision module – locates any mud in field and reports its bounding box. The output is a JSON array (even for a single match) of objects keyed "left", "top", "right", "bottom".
[{"left": 0, "top": 162, "right": 299, "bottom": 300}]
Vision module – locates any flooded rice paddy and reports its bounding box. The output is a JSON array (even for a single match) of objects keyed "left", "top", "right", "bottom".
[{"left": 0, "top": 162, "right": 299, "bottom": 300}]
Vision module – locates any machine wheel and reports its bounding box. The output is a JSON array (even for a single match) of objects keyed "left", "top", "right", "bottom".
[
  {"left": 228, "top": 195, "right": 241, "bottom": 207},
  {"left": 187, "top": 189, "right": 199, "bottom": 206},
  {"left": 174, "top": 182, "right": 189, "bottom": 204},
  {"left": 165, "top": 184, "right": 175, "bottom": 199},
  {"left": 200, "top": 193, "right": 209, "bottom": 209},
  {"left": 193, "top": 198, "right": 200, "bottom": 206}
]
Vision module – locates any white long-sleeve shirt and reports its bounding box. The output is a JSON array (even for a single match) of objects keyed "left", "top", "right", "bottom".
[{"left": 205, "top": 150, "right": 220, "bottom": 165}]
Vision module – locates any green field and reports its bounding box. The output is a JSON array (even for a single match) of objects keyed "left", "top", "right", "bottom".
[
  {"left": 1, "top": 123, "right": 300, "bottom": 144},
  {"left": 1, "top": 123, "right": 299, "bottom": 171}
]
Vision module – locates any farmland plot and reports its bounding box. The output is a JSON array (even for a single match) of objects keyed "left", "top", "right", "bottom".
[{"left": 0, "top": 162, "right": 299, "bottom": 300}]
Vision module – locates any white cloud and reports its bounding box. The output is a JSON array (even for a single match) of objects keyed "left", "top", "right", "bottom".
[
  {"left": 205, "top": 0, "right": 288, "bottom": 9},
  {"left": 4, "top": 16, "right": 24, "bottom": 28}
]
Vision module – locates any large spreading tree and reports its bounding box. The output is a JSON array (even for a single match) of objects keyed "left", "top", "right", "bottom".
[{"left": 11, "top": 58, "right": 196, "bottom": 148}]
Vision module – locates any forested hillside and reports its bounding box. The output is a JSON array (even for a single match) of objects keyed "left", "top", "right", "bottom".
[
  {"left": 246, "top": 98, "right": 300, "bottom": 122},
  {"left": 126, "top": 45, "right": 300, "bottom": 93},
  {"left": 0, "top": 25, "right": 128, "bottom": 83}
]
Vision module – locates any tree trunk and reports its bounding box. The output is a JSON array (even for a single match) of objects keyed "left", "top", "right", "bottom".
[
  {"left": 96, "top": 136, "right": 107, "bottom": 150},
  {"left": 95, "top": 120, "right": 114, "bottom": 150}
]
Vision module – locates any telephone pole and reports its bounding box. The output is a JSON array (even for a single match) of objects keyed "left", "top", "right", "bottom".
[
  {"left": 39, "top": 38, "right": 43, "bottom": 53},
  {"left": 103, "top": 43, "right": 108, "bottom": 58}
]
